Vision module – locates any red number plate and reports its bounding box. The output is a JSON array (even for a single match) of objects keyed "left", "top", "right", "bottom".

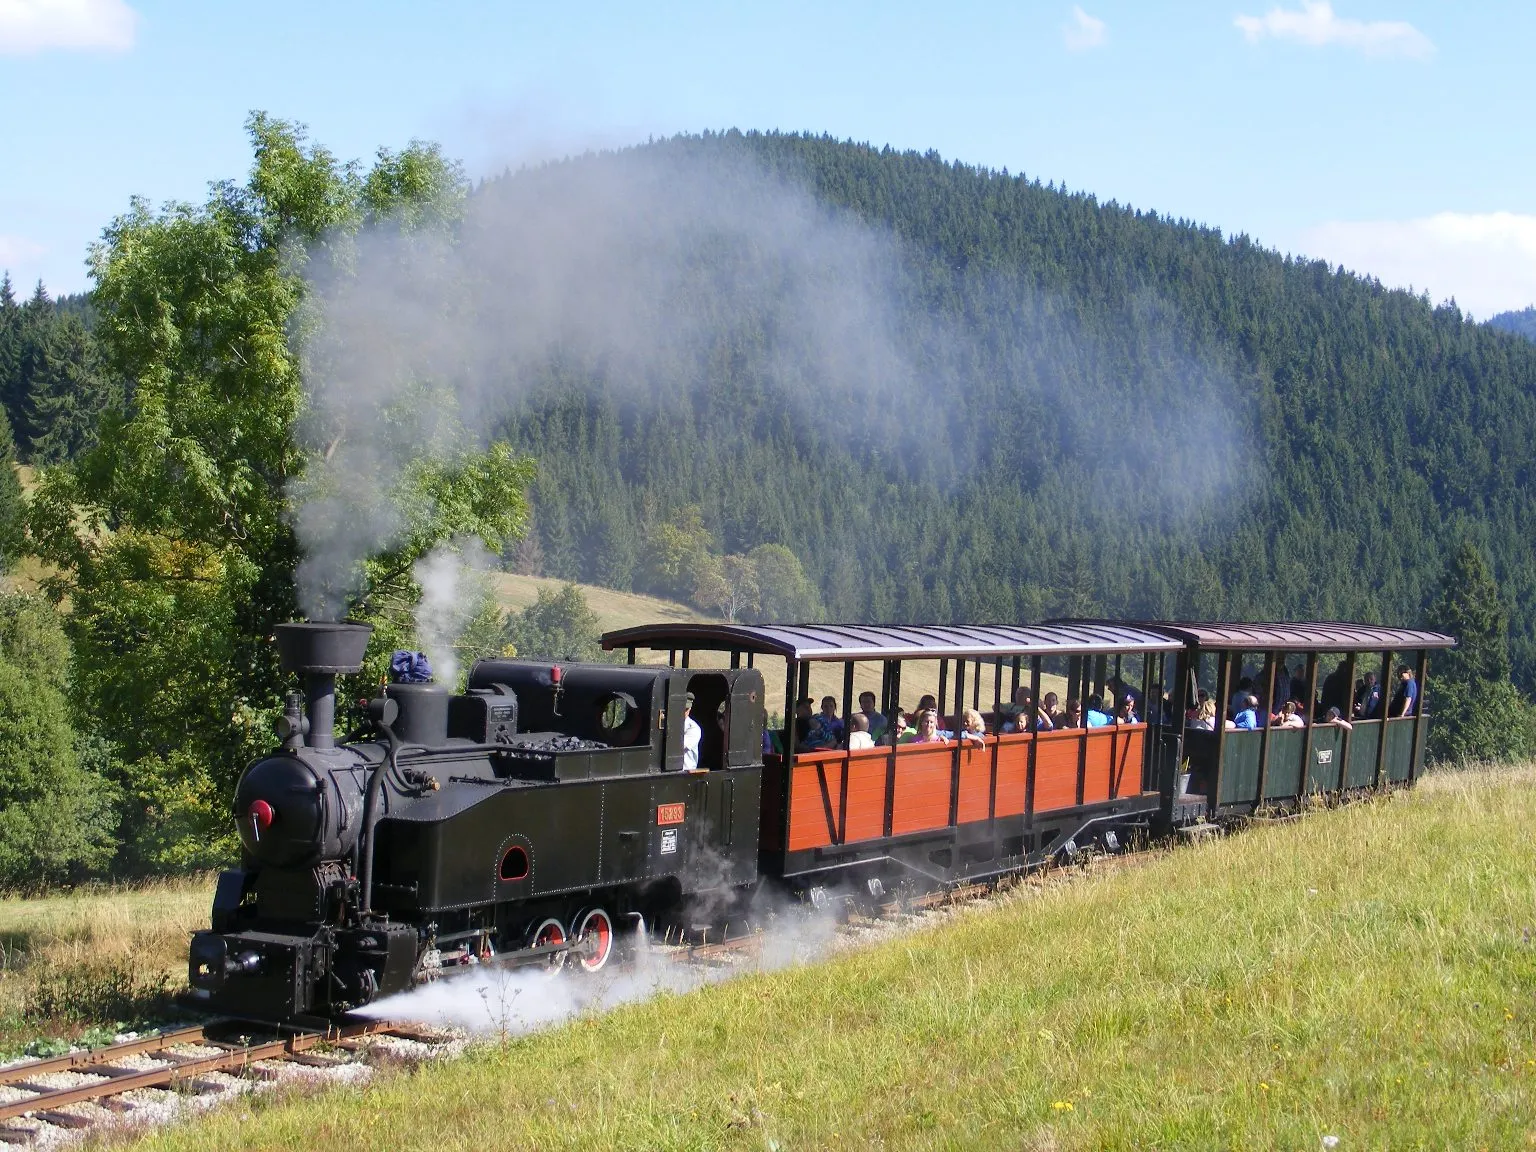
[{"left": 656, "top": 803, "right": 686, "bottom": 826}]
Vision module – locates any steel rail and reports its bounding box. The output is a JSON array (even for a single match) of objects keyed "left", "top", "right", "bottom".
[
  {"left": 0, "top": 1024, "right": 210, "bottom": 1087},
  {"left": 0, "top": 1020, "right": 397, "bottom": 1124}
]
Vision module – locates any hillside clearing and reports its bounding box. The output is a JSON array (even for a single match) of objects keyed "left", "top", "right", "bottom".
[{"left": 131, "top": 765, "right": 1536, "bottom": 1150}]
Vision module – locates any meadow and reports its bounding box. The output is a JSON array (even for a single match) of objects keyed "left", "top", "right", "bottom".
[
  {"left": 0, "top": 876, "right": 209, "bottom": 1053},
  {"left": 120, "top": 764, "right": 1536, "bottom": 1150}
]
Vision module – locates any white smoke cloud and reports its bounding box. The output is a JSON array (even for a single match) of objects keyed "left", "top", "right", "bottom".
[
  {"left": 357, "top": 910, "right": 838, "bottom": 1035},
  {"left": 294, "top": 144, "right": 919, "bottom": 618},
  {"left": 411, "top": 539, "right": 494, "bottom": 687},
  {"left": 293, "top": 139, "right": 1254, "bottom": 618}
]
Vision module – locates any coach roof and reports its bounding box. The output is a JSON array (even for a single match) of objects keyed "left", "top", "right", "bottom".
[
  {"left": 600, "top": 622, "right": 1182, "bottom": 662},
  {"left": 1052, "top": 619, "right": 1456, "bottom": 653}
]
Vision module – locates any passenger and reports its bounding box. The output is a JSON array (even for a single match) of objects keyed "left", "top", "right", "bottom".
[
  {"left": 917, "top": 694, "right": 938, "bottom": 715},
  {"left": 806, "top": 695, "right": 845, "bottom": 749},
  {"left": 1389, "top": 665, "right": 1419, "bottom": 717},
  {"left": 1324, "top": 706, "right": 1353, "bottom": 731},
  {"left": 1274, "top": 663, "right": 1292, "bottom": 713},
  {"left": 857, "top": 691, "right": 888, "bottom": 742},
  {"left": 1189, "top": 697, "right": 1217, "bottom": 731},
  {"left": 1043, "top": 692, "right": 1063, "bottom": 727},
  {"left": 681, "top": 692, "right": 702, "bottom": 771},
  {"left": 1059, "top": 698, "right": 1083, "bottom": 729},
  {"left": 879, "top": 708, "right": 915, "bottom": 746},
  {"left": 1110, "top": 676, "right": 1142, "bottom": 713},
  {"left": 1290, "top": 668, "right": 1310, "bottom": 711},
  {"left": 1275, "top": 700, "right": 1305, "bottom": 729},
  {"left": 1233, "top": 694, "right": 1262, "bottom": 730},
  {"left": 1003, "top": 687, "right": 1052, "bottom": 733},
  {"left": 960, "top": 708, "right": 986, "bottom": 745},
  {"left": 1117, "top": 695, "right": 1138, "bottom": 724},
  {"left": 911, "top": 709, "right": 949, "bottom": 745},
  {"left": 1084, "top": 694, "right": 1112, "bottom": 728},
  {"left": 792, "top": 696, "right": 818, "bottom": 751},
  {"left": 1229, "top": 677, "right": 1254, "bottom": 717},
  {"left": 1320, "top": 663, "right": 1350, "bottom": 715},
  {"left": 1354, "top": 672, "right": 1382, "bottom": 720},
  {"left": 847, "top": 712, "right": 876, "bottom": 750},
  {"left": 1186, "top": 688, "right": 1210, "bottom": 726}
]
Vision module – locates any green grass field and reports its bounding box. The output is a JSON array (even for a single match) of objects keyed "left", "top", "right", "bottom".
[
  {"left": 127, "top": 764, "right": 1536, "bottom": 1150},
  {"left": 0, "top": 876, "right": 211, "bottom": 1051}
]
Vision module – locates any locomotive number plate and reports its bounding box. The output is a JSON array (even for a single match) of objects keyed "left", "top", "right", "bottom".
[{"left": 657, "top": 802, "right": 686, "bottom": 826}]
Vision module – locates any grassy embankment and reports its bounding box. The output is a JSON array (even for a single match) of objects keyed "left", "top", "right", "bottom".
[
  {"left": 0, "top": 876, "right": 210, "bottom": 1053},
  {"left": 132, "top": 765, "right": 1536, "bottom": 1150}
]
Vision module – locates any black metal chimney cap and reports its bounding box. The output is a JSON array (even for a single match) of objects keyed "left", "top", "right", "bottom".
[{"left": 274, "top": 622, "right": 373, "bottom": 675}]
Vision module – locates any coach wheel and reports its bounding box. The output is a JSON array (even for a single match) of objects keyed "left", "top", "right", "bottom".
[
  {"left": 527, "top": 916, "right": 568, "bottom": 970},
  {"left": 573, "top": 907, "right": 616, "bottom": 973}
]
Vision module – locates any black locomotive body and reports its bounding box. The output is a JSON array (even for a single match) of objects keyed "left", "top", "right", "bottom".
[{"left": 188, "top": 622, "right": 765, "bottom": 1020}]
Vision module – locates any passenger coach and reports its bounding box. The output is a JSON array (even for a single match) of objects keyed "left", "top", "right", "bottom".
[
  {"left": 1120, "top": 620, "right": 1457, "bottom": 818},
  {"left": 602, "top": 622, "right": 1184, "bottom": 891}
]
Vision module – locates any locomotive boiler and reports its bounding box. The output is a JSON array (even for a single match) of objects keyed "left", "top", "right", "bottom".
[{"left": 188, "top": 621, "right": 765, "bottom": 1021}]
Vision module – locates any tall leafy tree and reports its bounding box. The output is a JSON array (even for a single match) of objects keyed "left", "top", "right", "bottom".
[
  {"left": 501, "top": 582, "right": 613, "bottom": 662},
  {"left": 0, "top": 592, "right": 117, "bottom": 887},
  {"left": 30, "top": 114, "right": 531, "bottom": 870}
]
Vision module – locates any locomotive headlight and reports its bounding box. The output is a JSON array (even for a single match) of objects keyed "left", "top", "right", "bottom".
[{"left": 247, "top": 799, "right": 275, "bottom": 840}]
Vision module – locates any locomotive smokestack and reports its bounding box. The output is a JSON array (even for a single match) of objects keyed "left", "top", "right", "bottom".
[{"left": 273, "top": 622, "right": 373, "bottom": 749}]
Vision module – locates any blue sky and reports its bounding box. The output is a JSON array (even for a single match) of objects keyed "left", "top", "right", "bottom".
[{"left": 2, "top": 0, "right": 1533, "bottom": 315}]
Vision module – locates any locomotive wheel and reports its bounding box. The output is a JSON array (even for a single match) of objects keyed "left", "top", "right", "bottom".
[
  {"left": 527, "top": 916, "right": 568, "bottom": 970},
  {"left": 572, "top": 907, "right": 616, "bottom": 973}
]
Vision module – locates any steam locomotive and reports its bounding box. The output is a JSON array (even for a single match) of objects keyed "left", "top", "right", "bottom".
[{"left": 188, "top": 621, "right": 765, "bottom": 1021}]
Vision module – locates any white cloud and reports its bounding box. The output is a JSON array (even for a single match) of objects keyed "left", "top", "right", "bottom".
[
  {"left": 1063, "top": 6, "right": 1106, "bottom": 51},
  {"left": 0, "top": 0, "right": 137, "bottom": 55},
  {"left": 1297, "top": 213, "right": 1536, "bottom": 319},
  {"left": 0, "top": 234, "right": 46, "bottom": 271},
  {"left": 1234, "top": 1, "right": 1433, "bottom": 59}
]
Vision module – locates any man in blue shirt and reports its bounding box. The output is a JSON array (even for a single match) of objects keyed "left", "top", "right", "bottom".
[
  {"left": 1233, "top": 694, "right": 1262, "bottom": 730},
  {"left": 1085, "top": 694, "right": 1112, "bottom": 728},
  {"left": 1390, "top": 666, "right": 1419, "bottom": 717}
]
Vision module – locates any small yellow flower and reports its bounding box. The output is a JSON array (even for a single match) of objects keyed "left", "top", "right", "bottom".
[
  {"left": 1051, "top": 1100, "right": 1075, "bottom": 1112},
  {"left": 1259, "top": 1082, "right": 1270, "bottom": 1092}
]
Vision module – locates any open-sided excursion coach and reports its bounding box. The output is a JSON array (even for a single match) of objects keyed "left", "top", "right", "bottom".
[
  {"left": 602, "top": 622, "right": 1185, "bottom": 891},
  {"left": 1128, "top": 620, "right": 1457, "bottom": 817}
]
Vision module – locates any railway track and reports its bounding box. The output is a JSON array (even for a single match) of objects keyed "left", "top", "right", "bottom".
[{"left": 0, "top": 1018, "right": 450, "bottom": 1144}]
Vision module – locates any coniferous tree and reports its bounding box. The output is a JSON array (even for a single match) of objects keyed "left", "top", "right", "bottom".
[
  {"left": 1426, "top": 542, "right": 1536, "bottom": 763},
  {"left": 1431, "top": 542, "right": 1511, "bottom": 688},
  {"left": 0, "top": 406, "right": 23, "bottom": 572}
]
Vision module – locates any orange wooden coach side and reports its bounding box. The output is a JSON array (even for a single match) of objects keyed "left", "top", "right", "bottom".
[{"left": 783, "top": 724, "right": 1150, "bottom": 852}]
